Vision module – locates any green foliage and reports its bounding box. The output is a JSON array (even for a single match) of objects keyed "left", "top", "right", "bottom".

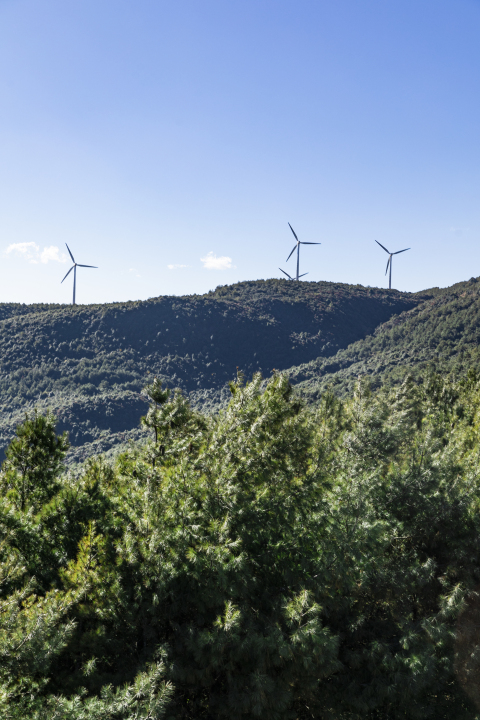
[
  {"left": 0, "top": 410, "right": 69, "bottom": 511},
  {"left": 0, "top": 279, "right": 422, "bottom": 464},
  {"left": 292, "top": 279, "right": 480, "bottom": 400},
  {"left": 1, "top": 372, "right": 480, "bottom": 717}
]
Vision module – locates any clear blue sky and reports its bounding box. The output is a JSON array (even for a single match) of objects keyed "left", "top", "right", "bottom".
[{"left": 1, "top": 0, "right": 479, "bottom": 304}]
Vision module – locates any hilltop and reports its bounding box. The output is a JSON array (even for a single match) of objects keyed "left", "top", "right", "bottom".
[
  {"left": 3, "top": 276, "right": 480, "bottom": 465},
  {"left": 0, "top": 279, "right": 423, "bottom": 463}
]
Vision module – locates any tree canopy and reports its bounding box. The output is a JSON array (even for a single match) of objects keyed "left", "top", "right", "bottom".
[{"left": 1, "top": 370, "right": 480, "bottom": 718}]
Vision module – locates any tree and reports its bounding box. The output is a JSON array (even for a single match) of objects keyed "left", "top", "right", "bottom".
[
  {"left": 0, "top": 411, "right": 69, "bottom": 512},
  {"left": 105, "top": 372, "right": 340, "bottom": 718},
  {"left": 142, "top": 376, "right": 207, "bottom": 466}
]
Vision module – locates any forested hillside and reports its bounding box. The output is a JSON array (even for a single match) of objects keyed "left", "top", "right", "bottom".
[
  {"left": 4, "top": 277, "right": 480, "bottom": 716},
  {"left": 0, "top": 279, "right": 423, "bottom": 463},
  {"left": 290, "top": 276, "right": 480, "bottom": 400}
]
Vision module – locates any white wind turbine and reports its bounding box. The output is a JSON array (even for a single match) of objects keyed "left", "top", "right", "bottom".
[
  {"left": 61, "top": 244, "right": 97, "bottom": 305},
  {"left": 375, "top": 240, "right": 410, "bottom": 290},
  {"left": 286, "top": 223, "right": 320, "bottom": 280}
]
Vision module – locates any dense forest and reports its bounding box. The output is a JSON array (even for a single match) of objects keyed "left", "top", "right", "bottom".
[
  {"left": 291, "top": 277, "right": 480, "bottom": 400},
  {"left": 2, "top": 277, "right": 480, "bottom": 465},
  {"left": 2, "top": 370, "right": 480, "bottom": 718},
  {"left": 0, "top": 279, "right": 425, "bottom": 464}
]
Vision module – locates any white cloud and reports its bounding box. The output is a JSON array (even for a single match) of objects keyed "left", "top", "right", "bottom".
[
  {"left": 129, "top": 268, "right": 141, "bottom": 278},
  {"left": 168, "top": 264, "right": 188, "bottom": 270},
  {"left": 5, "top": 242, "right": 66, "bottom": 264},
  {"left": 200, "top": 252, "right": 233, "bottom": 270},
  {"left": 40, "top": 246, "right": 67, "bottom": 264},
  {"left": 6, "top": 242, "right": 40, "bottom": 263}
]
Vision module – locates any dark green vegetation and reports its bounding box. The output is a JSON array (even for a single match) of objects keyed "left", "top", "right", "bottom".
[
  {"left": 291, "top": 276, "right": 480, "bottom": 400},
  {"left": 2, "top": 275, "right": 480, "bottom": 465},
  {"left": 0, "top": 279, "right": 424, "bottom": 464},
  {"left": 3, "top": 372, "right": 480, "bottom": 718}
]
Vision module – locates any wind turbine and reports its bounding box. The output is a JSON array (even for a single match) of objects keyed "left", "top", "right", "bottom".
[
  {"left": 61, "top": 244, "right": 97, "bottom": 305},
  {"left": 286, "top": 222, "right": 320, "bottom": 280},
  {"left": 375, "top": 240, "right": 410, "bottom": 290},
  {"left": 279, "top": 268, "right": 308, "bottom": 280}
]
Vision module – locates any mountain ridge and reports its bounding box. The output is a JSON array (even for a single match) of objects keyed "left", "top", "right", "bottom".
[{"left": 1, "top": 276, "right": 475, "bottom": 464}]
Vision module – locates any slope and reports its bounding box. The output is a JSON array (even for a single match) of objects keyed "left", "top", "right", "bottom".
[
  {"left": 0, "top": 279, "right": 422, "bottom": 463},
  {"left": 289, "top": 276, "right": 480, "bottom": 399}
]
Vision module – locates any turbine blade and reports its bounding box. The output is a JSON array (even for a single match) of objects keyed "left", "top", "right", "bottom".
[
  {"left": 286, "top": 245, "right": 296, "bottom": 262},
  {"left": 288, "top": 222, "right": 299, "bottom": 242},
  {"left": 61, "top": 266, "right": 74, "bottom": 283},
  {"left": 385, "top": 257, "right": 391, "bottom": 275},
  {"left": 300, "top": 242, "right": 320, "bottom": 245},
  {"left": 65, "top": 243, "right": 75, "bottom": 263},
  {"left": 375, "top": 239, "right": 390, "bottom": 254},
  {"left": 76, "top": 264, "right": 98, "bottom": 268},
  {"left": 392, "top": 248, "right": 410, "bottom": 255},
  {"left": 279, "top": 268, "right": 293, "bottom": 280},
  {"left": 298, "top": 272, "right": 309, "bottom": 277}
]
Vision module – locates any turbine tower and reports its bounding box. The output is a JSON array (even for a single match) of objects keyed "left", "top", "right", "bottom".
[
  {"left": 61, "top": 244, "right": 97, "bottom": 305},
  {"left": 279, "top": 268, "right": 308, "bottom": 280},
  {"left": 375, "top": 240, "right": 410, "bottom": 290},
  {"left": 286, "top": 223, "right": 320, "bottom": 280}
]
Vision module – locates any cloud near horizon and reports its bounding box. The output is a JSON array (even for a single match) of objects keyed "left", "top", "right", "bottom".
[
  {"left": 200, "top": 252, "right": 233, "bottom": 270},
  {"left": 5, "top": 242, "right": 67, "bottom": 264}
]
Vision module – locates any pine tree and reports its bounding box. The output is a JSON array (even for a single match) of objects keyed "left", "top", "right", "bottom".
[
  {"left": 2, "top": 372, "right": 480, "bottom": 717},
  {"left": 0, "top": 410, "right": 69, "bottom": 512}
]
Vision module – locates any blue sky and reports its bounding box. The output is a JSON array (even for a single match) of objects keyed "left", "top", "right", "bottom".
[{"left": 1, "top": 0, "right": 479, "bottom": 304}]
